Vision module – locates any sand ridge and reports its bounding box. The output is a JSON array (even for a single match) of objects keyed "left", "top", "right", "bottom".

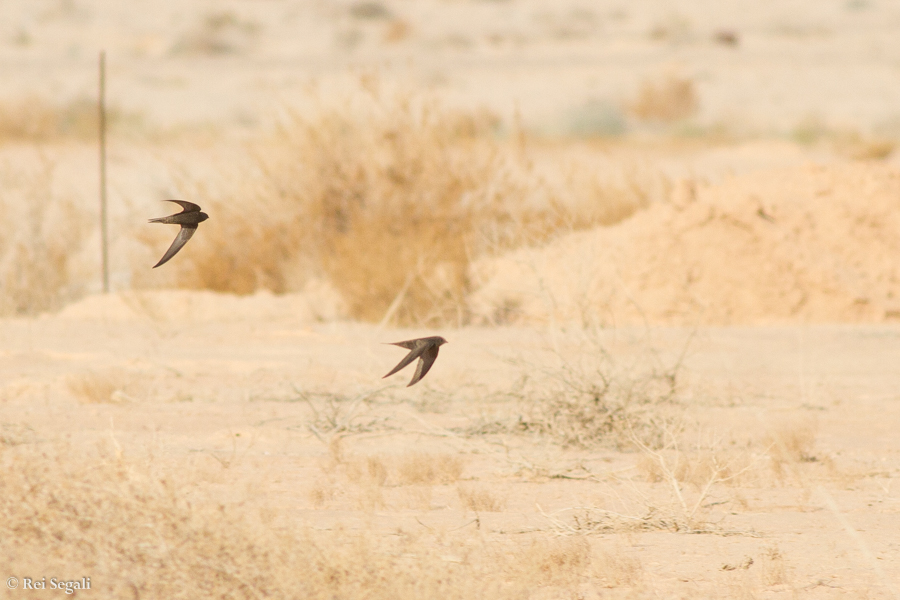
[{"left": 471, "top": 162, "right": 900, "bottom": 326}]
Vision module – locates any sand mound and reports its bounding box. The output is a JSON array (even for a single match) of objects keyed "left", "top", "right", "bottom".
[
  {"left": 469, "top": 162, "right": 900, "bottom": 326},
  {"left": 56, "top": 282, "right": 345, "bottom": 323}
]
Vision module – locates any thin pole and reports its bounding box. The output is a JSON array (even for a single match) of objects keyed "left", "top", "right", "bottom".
[{"left": 98, "top": 50, "right": 109, "bottom": 293}]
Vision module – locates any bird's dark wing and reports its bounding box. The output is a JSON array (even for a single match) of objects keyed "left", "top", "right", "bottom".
[
  {"left": 153, "top": 225, "right": 198, "bottom": 268},
  {"left": 388, "top": 339, "right": 421, "bottom": 350},
  {"left": 407, "top": 344, "right": 440, "bottom": 387},
  {"left": 163, "top": 199, "right": 203, "bottom": 214},
  {"left": 383, "top": 343, "right": 428, "bottom": 379}
]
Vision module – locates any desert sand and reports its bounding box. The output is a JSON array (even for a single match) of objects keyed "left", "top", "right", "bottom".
[{"left": 3, "top": 1, "right": 900, "bottom": 599}]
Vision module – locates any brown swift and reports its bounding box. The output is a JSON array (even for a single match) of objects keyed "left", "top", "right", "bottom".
[
  {"left": 382, "top": 336, "right": 448, "bottom": 387},
  {"left": 149, "top": 200, "right": 209, "bottom": 268}
]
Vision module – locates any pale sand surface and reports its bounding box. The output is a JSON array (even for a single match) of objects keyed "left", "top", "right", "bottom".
[
  {"left": 3, "top": 1, "right": 900, "bottom": 597},
  {"left": 3, "top": 298, "right": 900, "bottom": 596},
  {"left": 3, "top": 0, "right": 900, "bottom": 133}
]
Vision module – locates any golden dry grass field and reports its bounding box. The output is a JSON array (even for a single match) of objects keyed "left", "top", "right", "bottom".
[{"left": 3, "top": 1, "right": 900, "bottom": 599}]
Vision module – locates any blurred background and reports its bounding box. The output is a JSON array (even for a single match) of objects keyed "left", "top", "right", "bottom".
[{"left": 2, "top": 0, "right": 900, "bottom": 326}]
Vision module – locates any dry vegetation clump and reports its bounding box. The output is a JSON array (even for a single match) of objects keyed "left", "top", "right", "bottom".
[
  {"left": 164, "top": 84, "right": 648, "bottom": 325},
  {"left": 316, "top": 449, "right": 466, "bottom": 511},
  {"left": 760, "top": 545, "right": 788, "bottom": 586},
  {"left": 634, "top": 426, "right": 764, "bottom": 491},
  {"left": 764, "top": 418, "right": 820, "bottom": 482},
  {"left": 0, "top": 444, "right": 626, "bottom": 599},
  {"left": 171, "top": 10, "right": 260, "bottom": 56},
  {"left": 514, "top": 368, "right": 677, "bottom": 449},
  {"left": 296, "top": 387, "right": 392, "bottom": 441},
  {"left": 790, "top": 118, "right": 896, "bottom": 160},
  {"left": 66, "top": 369, "right": 133, "bottom": 404},
  {"left": 397, "top": 451, "right": 464, "bottom": 485},
  {"left": 589, "top": 545, "right": 643, "bottom": 587},
  {"left": 0, "top": 160, "right": 91, "bottom": 316},
  {"left": 506, "top": 334, "right": 685, "bottom": 449},
  {"left": 0, "top": 96, "right": 136, "bottom": 142},
  {"left": 517, "top": 537, "right": 590, "bottom": 587},
  {"left": 458, "top": 485, "right": 506, "bottom": 512},
  {"left": 628, "top": 74, "right": 699, "bottom": 123},
  {"left": 331, "top": 450, "right": 464, "bottom": 486}
]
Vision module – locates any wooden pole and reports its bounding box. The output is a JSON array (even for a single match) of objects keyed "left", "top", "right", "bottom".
[{"left": 98, "top": 50, "right": 109, "bottom": 293}]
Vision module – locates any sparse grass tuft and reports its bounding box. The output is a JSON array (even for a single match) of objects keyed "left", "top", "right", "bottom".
[
  {"left": 766, "top": 418, "right": 818, "bottom": 481},
  {"left": 519, "top": 537, "right": 590, "bottom": 586},
  {"left": 760, "top": 545, "right": 788, "bottom": 586},
  {"left": 590, "top": 545, "right": 643, "bottom": 587},
  {"left": 345, "top": 454, "right": 390, "bottom": 510},
  {"left": 458, "top": 485, "right": 505, "bottom": 512},
  {"left": 397, "top": 452, "right": 464, "bottom": 485}
]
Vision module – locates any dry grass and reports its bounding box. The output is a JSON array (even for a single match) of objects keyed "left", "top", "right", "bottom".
[
  {"left": 344, "top": 454, "right": 389, "bottom": 510},
  {"left": 628, "top": 74, "right": 699, "bottom": 123},
  {"left": 457, "top": 485, "right": 506, "bottom": 512},
  {"left": 346, "top": 454, "right": 390, "bottom": 486},
  {"left": 0, "top": 96, "right": 137, "bottom": 142},
  {"left": 0, "top": 443, "right": 638, "bottom": 599},
  {"left": 316, "top": 447, "right": 465, "bottom": 511},
  {"left": 0, "top": 89, "right": 659, "bottom": 322},
  {"left": 518, "top": 537, "right": 590, "bottom": 587},
  {"left": 156, "top": 84, "right": 649, "bottom": 325},
  {"left": 790, "top": 117, "right": 896, "bottom": 159},
  {"left": 397, "top": 452, "right": 464, "bottom": 485},
  {"left": 507, "top": 330, "right": 686, "bottom": 450},
  {"left": 66, "top": 369, "right": 132, "bottom": 404},
  {"left": 0, "top": 158, "right": 91, "bottom": 316},
  {"left": 634, "top": 430, "right": 762, "bottom": 489},
  {"left": 765, "top": 417, "right": 819, "bottom": 482},
  {"left": 590, "top": 545, "right": 643, "bottom": 588}
]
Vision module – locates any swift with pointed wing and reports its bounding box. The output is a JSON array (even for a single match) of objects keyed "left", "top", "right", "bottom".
[
  {"left": 149, "top": 200, "right": 209, "bottom": 268},
  {"left": 382, "top": 336, "right": 448, "bottom": 387}
]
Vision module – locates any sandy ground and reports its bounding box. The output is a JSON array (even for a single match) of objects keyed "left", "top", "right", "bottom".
[
  {"left": 3, "top": 1, "right": 900, "bottom": 598},
  {"left": 2, "top": 294, "right": 900, "bottom": 597}
]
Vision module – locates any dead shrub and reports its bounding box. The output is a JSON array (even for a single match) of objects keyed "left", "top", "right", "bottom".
[
  {"left": 510, "top": 331, "right": 686, "bottom": 449},
  {"left": 156, "top": 84, "right": 647, "bottom": 326},
  {"left": 636, "top": 438, "right": 759, "bottom": 489},
  {"left": 629, "top": 74, "right": 699, "bottom": 122}
]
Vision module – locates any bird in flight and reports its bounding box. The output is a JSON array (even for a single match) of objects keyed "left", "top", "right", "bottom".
[
  {"left": 382, "top": 336, "right": 448, "bottom": 387},
  {"left": 149, "top": 200, "right": 209, "bottom": 268}
]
